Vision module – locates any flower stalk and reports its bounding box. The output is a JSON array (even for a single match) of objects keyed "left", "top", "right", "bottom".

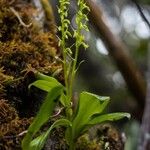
[{"left": 58, "top": 0, "right": 90, "bottom": 119}]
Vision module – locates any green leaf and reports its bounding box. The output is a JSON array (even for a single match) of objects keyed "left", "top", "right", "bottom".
[
  {"left": 29, "top": 72, "right": 63, "bottom": 92},
  {"left": 28, "top": 72, "right": 62, "bottom": 92},
  {"left": 29, "top": 119, "right": 72, "bottom": 150},
  {"left": 65, "top": 91, "right": 130, "bottom": 146},
  {"left": 60, "top": 92, "right": 67, "bottom": 107},
  {"left": 22, "top": 75, "right": 63, "bottom": 150},
  {"left": 29, "top": 134, "right": 45, "bottom": 150},
  {"left": 88, "top": 113, "right": 131, "bottom": 125},
  {"left": 66, "top": 91, "right": 110, "bottom": 143},
  {"left": 29, "top": 80, "right": 56, "bottom": 92},
  {"left": 35, "top": 72, "right": 59, "bottom": 84}
]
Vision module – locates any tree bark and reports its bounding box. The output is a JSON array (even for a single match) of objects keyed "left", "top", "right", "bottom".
[
  {"left": 86, "top": 0, "right": 146, "bottom": 115},
  {"left": 32, "top": 0, "right": 45, "bottom": 28},
  {"left": 138, "top": 45, "right": 150, "bottom": 150}
]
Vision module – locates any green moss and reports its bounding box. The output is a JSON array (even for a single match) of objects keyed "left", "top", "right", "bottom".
[
  {"left": 0, "top": 100, "right": 33, "bottom": 149},
  {"left": 0, "top": 0, "right": 63, "bottom": 112},
  {"left": 76, "top": 124, "right": 124, "bottom": 150},
  {"left": 0, "top": 1, "right": 63, "bottom": 149},
  {"left": 76, "top": 134, "right": 101, "bottom": 150},
  {"left": 0, "top": 67, "right": 13, "bottom": 98},
  {"left": 0, "top": 0, "right": 62, "bottom": 79}
]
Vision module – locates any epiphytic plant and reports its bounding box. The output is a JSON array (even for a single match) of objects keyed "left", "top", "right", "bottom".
[{"left": 22, "top": 0, "right": 130, "bottom": 150}]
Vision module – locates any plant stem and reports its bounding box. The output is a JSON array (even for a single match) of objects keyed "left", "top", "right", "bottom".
[
  {"left": 61, "top": 23, "right": 73, "bottom": 119},
  {"left": 69, "top": 42, "right": 80, "bottom": 102},
  {"left": 69, "top": 139, "right": 76, "bottom": 150},
  {"left": 61, "top": 24, "right": 70, "bottom": 107}
]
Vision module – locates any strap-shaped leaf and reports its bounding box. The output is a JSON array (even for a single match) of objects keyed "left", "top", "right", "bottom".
[
  {"left": 60, "top": 92, "right": 68, "bottom": 107},
  {"left": 29, "top": 119, "right": 72, "bottom": 150},
  {"left": 87, "top": 112, "right": 131, "bottom": 125},
  {"left": 69, "top": 91, "right": 110, "bottom": 141},
  {"left": 22, "top": 76, "right": 63, "bottom": 150},
  {"left": 29, "top": 80, "right": 57, "bottom": 92},
  {"left": 35, "top": 72, "right": 59, "bottom": 83},
  {"left": 29, "top": 72, "right": 63, "bottom": 92}
]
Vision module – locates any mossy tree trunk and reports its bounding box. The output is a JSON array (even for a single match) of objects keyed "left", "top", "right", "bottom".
[{"left": 0, "top": 0, "right": 62, "bottom": 149}]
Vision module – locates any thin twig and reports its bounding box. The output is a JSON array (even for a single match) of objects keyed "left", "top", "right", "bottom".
[
  {"left": 40, "top": 0, "right": 57, "bottom": 33},
  {"left": 51, "top": 107, "right": 64, "bottom": 118},
  {"left": 10, "top": 7, "right": 32, "bottom": 28},
  {"left": 3, "top": 130, "right": 28, "bottom": 139},
  {"left": 131, "top": 0, "right": 150, "bottom": 30},
  {"left": 131, "top": 1, "right": 150, "bottom": 149},
  {"left": 138, "top": 45, "right": 150, "bottom": 150},
  {"left": 18, "top": 130, "right": 28, "bottom": 137}
]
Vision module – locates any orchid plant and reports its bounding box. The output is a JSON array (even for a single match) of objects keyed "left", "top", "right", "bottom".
[{"left": 22, "top": 0, "right": 130, "bottom": 150}]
